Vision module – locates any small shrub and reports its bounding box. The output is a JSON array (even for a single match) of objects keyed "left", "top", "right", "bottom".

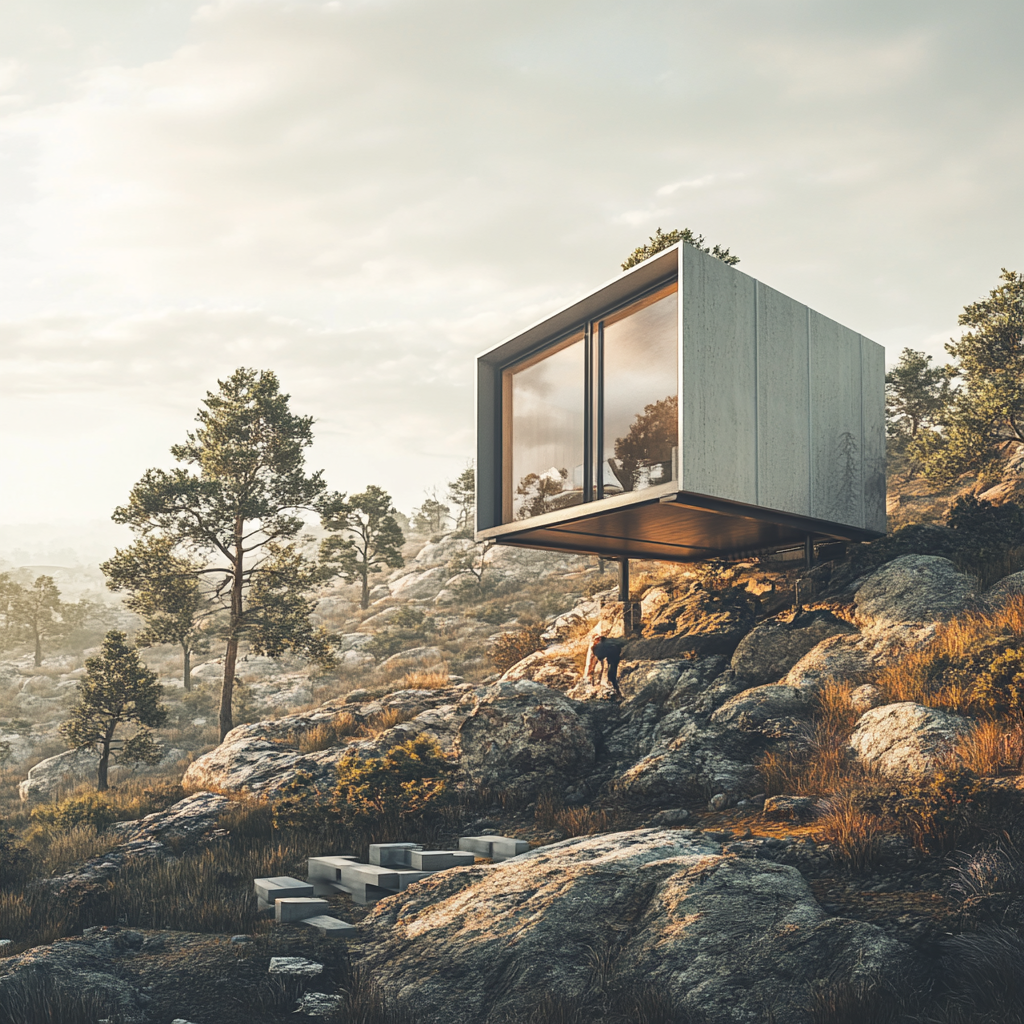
[
  {"left": 491, "top": 626, "right": 546, "bottom": 673},
  {"left": 968, "top": 646, "right": 1024, "bottom": 717},
  {"left": 0, "top": 827, "right": 30, "bottom": 885},
  {"left": 947, "top": 496, "right": 1024, "bottom": 588},
  {"left": 30, "top": 793, "right": 116, "bottom": 833}
]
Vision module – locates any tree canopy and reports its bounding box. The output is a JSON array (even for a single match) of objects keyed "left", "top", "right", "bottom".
[
  {"left": 622, "top": 227, "right": 740, "bottom": 271},
  {"left": 0, "top": 574, "right": 88, "bottom": 667},
  {"left": 320, "top": 485, "right": 405, "bottom": 610},
  {"left": 59, "top": 630, "right": 167, "bottom": 791},
  {"left": 411, "top": 493, "right": 451, "bottom": 536},
  {"left": 446, "top": 466, "right": 476, "bottom": 534},
  {"left": 102, "top": 537, "right": 213, "bottom": 691},
  {"left": 109, "top": 367, "right": 333, "bottom": 740},
  {"left": 917, "top": 269, "right": 1024, "bottom": 483}
]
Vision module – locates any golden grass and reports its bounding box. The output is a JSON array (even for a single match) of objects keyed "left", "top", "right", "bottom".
[
  {"left": 398, "top": 669, "right": 450, "bottom": 690},
  {"left": 38, "top": 824, "right": 120, "bottom": 876},
  {"left": 757, "top": 679, "right": 859, "bottom": 797},
  {"left": 554, "top": 806, "right": 609, "bottom": 837},
  {"left": 297, "top": 712, "right": 361, "bottom": 753},
  {"left": 954, "top": 720, "right": 1024, "bottom": 776},
  {"left": 816, "top": 796, "right": 883, "bottom": 873},
  {"left": 875, "top": 594, "right": 1024, "bottom": 710},
  {"left": 363, "top": 707, "right": 418, "bottom": 734}
]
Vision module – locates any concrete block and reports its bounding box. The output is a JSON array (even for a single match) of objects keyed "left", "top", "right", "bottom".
[
  {"left": 369, "top": 843, "right": 422, "bottom": 867},
  {"left": 458, "top": 835, "right": 531, "bottom": 861},
  {"left": 300, "top": 914, "right": 358, "bottom": 938},
  {"left": 492, "top": 838, "right": 531, "bottom": 860},
  {"left": 407, "top": 850, "right": 475, "bottom": 871},
  {"left": 307, "top": 856, "right": 360, "bottom": 883},
  {"left": 257, "top": 897, "right": 275, "bottom": 914},
  {"left": 254, "top": 875, "right": 314, "bottom": 903},
  {"left": 267, "top": 956, "right": 323, "bottom": 977},
  {"left": 275, "top": 897, "right": 329, "bottom": 923}
]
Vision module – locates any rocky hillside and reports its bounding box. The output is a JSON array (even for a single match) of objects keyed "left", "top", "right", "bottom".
[{"left": 5, "top": 509, "right": 1024, "bottom": 1022}]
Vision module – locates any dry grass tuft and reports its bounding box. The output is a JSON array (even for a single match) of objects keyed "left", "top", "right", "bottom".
[
  {"left": 816, "top": 796, "right": 884, "bottom": 873},
  {"left": 555, "top": 806, "right": 609, "bottom": 837},
  {"left": 955, "top": 720, "right": 1024, "bottom": 776},
  {"left": 398, "top": 670, "right": 450, "bottom": 690},
  {"left": 297, "top": 713, "right": 362, "bottom": 753},
  {"left": 363, "top": 707, "right": 418, "bottom": 735},
  {"left": 875, "top": 594, "right": 1024, "bottom": 711},
  {"left": 756, "top": 679, "right": 859, "bottom": 797}
]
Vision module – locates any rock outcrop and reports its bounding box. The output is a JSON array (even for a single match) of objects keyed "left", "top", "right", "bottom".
[
  {"left": 730, "top": 609, "right": 857, "bottom": 685},
  {"left": 849, "top": 702, "right": 972, "bottom": 781},
  {"left": 359, "top": 829, "right": 913, "bottom": 1024},
  {"left": 852, "top": 554, "right": 978, "bottom": 628},
  {"left": 182, "top": 686, "right": 478, "bottom": 795},
  {"left": 456, "top": 681, "right": 596, "bottom": 799}
]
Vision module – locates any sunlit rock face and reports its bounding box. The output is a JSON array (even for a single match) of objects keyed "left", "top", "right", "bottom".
[
  {"left": 730, "top": 609, "right": 857, "bottom": 686},
  {"left": 358, "top": 829, "right": 913, "bottom": 1024},
  {"left": 849, "top": 702, "right": 972, "bottom": 782},
  {"left": 852, "top": 554, "right": 978, "bottom": 629}
]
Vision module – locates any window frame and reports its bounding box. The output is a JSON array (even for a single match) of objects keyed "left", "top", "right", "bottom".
[{"left": 499, "top": 277, "right": 679, "bottom": 525}]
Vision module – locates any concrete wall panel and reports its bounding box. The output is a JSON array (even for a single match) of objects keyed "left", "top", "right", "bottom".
[
  {"left": 681, "top": 245, "right": 757, "bottom": 504},
  {"left": 756, "top": 283, "right": 810, "bottom": 517},
  {"left": 861, "top": 336, "right": 887, "bottom": 533},
  {"left": 809, "top": 311, "right": 863, "bottom": 527}
]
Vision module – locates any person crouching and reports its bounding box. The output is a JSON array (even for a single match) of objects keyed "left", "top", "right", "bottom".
[{"left": 584, "top": 632, "right": 625, "bottom": 698}]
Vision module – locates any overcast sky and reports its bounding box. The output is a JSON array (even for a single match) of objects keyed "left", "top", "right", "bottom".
[{"left": 1, "top": 0, "right": 1022, "bottom": 551}]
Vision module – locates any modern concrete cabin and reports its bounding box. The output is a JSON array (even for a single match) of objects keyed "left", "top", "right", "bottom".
[{"left": 476, "top": 242, "right": 885, "bottom": 564}]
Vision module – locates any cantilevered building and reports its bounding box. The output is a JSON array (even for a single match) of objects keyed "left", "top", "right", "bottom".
[{"left": 475, "top": 242, "right": 885, "bottom": 565}]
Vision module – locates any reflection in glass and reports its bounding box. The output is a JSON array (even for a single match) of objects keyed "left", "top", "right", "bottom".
[
  {"left": 504, "top": 334, "right": 585, "bottom": 522},
  {"left": 599, "top": 285, "right": 678, "bottom": 494}
]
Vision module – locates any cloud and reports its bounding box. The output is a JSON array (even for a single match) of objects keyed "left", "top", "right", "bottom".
[{"left": 0, "top": 0, "right": 1021, "bottom": 531}]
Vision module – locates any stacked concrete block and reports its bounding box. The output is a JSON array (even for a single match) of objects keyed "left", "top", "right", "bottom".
[
  {"left": 306, "top": 843, "right": 480, "bottom": 905},
  {"left": 301, "top": 914, "right": 358, "bottom": 938},
  {"left": 369, "top": 843, "right": 474, "bottom": 871},
  {"left": 458, "top": 835, "right": 531, "bottom": 861},
  {"left": 307, "top": 855, "right": 361, "bottom": 897},
  {"left": 254, "top": 876, "right": 315, "bottom": 903},
  {"left": 254, "top": 874, "right": 356, "bottom": 938},
  {"left": 369, "top": 843, "right": 423, "bottom": 866},
  {"left": 254, "top": 875, "right": 314, "bottom": 911},
  {"left": 275, "top": 897, "right": 329, "bottom": 923},
  {"left": 407, "top": 849, "right": 475, "bottom": 871}
]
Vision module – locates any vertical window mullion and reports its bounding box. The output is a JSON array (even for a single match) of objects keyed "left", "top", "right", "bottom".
[
  {"left": 583, "top": 322, "right": 593, "bottom": 503},
  {"left": 596, "top": 320, "right": 605, "bottom": 501}
]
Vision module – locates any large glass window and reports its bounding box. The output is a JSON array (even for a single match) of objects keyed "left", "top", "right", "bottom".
[
  {"left": 503, "top": 333, "right": 586, "bottom": 521},
  {"left": 500, "top": 281, "right": 678, "bottom": 523},
  {"left": 598, "top": 283, "right": 678, "bottom": 495}
]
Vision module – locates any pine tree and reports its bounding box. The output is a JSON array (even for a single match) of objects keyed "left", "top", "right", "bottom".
[
  {"left": 320, "top": 485, "right": 405, "bottom": 610},
  {"left": 111, "top": 368, "right": 333, "bottom": 740},
  {"left": 59, "top": 630, "right": 167, "bottom": 791},
  {"left": 918, "top": 270, "right": 1024, "bottom": 483}
]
